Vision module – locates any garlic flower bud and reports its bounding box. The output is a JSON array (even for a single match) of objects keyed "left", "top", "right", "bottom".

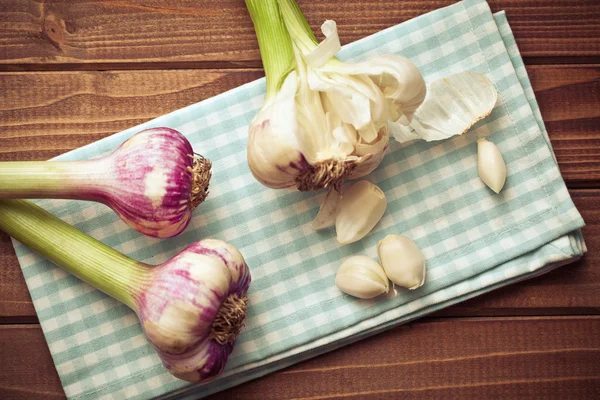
[{"left": 245, "top": 0, "right": 426, "bottom": 192}]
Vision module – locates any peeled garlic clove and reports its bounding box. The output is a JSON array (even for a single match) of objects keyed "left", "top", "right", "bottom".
[
  {"left": 377, "top": 234, "right": 426, "bottom": 290},
  {"left": 335, "top": 180, "right": 387, "bottom": 245},
  {"left": 335, "top": 255, "right": 389, "bottom": 299},
  {"left": 477, "top": 138, "right": 506, "bottom": 193},
  {"left": 390, "top": 71, "right": 497, "bottom": 143},
  {"left": 312, "top": 187, "right": 341, "bottom": 230}
]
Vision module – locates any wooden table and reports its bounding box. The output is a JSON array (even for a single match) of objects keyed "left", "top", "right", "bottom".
[{"left": 1, "top": 1, "right": 599, "bottom": 398}]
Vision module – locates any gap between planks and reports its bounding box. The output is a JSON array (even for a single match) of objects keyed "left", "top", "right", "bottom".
[{"left": 0, "top": 57, "right": 599, "bottom": 72}]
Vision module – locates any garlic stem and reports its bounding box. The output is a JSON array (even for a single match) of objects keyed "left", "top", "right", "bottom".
[
  {"left": 0, "top": 160, "right": 108, "bottom": 201},
  {"left": 277, "top": 0, "right": 319, "bottom": 55},
  {"left": 245, "top": 0, "right": 296, "bottom": 99},
  {"left": 0, "top": 199, "right": 146, "bottom": 307}
]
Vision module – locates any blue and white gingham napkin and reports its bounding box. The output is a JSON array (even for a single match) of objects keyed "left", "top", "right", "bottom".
[{"left": 10, "top": 1, "right": 585, "bottom": 398}]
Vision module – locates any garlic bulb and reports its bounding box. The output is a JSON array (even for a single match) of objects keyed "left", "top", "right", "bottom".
[
  {"left": 245, "top": 0, "right": 426, "bottom": 191},
  {"left": 377, "top": 234, "right": 426, "bottom": 290},
  {"left": 477, "top": 138, "right": 506, "bottom": 193},
  {"left": 336, "top": 180, "right": 387, "bottom": 244},
  {"left": 390, "top": 71, "right": 497, "bottom": 143},
  {"left": 335, "top": 255, "right": 389, "bottom": 299}
]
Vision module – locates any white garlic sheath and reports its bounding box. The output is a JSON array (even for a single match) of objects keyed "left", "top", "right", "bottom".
[
  {"left": 335, "top": 180, "right": 387, "bottom": 245},
  {"left": 377, "top": 234, "right": 426, "bottom": 290},
  {"left": 335, "top": 255, "right": 389, "bottom": 299},
  {"left": 477, "top": 138, "right": 506, "bottom": 194}
]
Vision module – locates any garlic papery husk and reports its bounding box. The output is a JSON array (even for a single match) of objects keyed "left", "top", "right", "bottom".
[
  {"left": 312, "top": 186, "right": 341, "bottom": 230},
  {"left": 335, "top": 180, "right": 387, "bottom": 245},
  {"left": 247, "top": 73, "right": 308, "bottom": 189},
  {"left": 349, "top": 130, "right": 390, "bottom": 180},
  {"left": 477, "top": 138, "right": 507, "bottom": 193},
  {"left": 335, "top": 255, "right": 389, "bottom": 299},
  {"left": 377, "top": 234, "right": 426, "bottom": 290},
  {"left": 390, "top": 71, "right": 497, "bottom": 143},
  {"left": 245, "top": 0, "right": 426, "bottom": 191}
]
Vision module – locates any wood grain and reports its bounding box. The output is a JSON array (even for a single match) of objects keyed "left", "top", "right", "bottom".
[
  {"left": 1, "top": 316, "right": 598, "bottom": 399},
  {"left": 1, "top": 66, "right": 599, "bottom": 180},
  {"left": 0, "top": 69, "right": 263, "bottom": 160},
  {"left": 0, "top": 325, "right": 64, "bottom": 399},
  {"left": 0, "top": 0, "right": 598, "bottom": 68}
]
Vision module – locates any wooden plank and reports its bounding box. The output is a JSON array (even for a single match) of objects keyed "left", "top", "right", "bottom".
[
  {"left": 0, "top": 69, "right": 263, "bottom": 160},
  {"left": 0, "top": 1, "right": 598, "bottom": 68},
  {"left": 1, "top": 189, "right": 598, "bottom": 320},
  {"left": 531, "top": 66, "right": 600, "bottom": 186},
  {"left": 1, "top": 66, "right": 599, "bottom": 180},
  {"left": 210, "top": 316, "right": 600, "bottom": 400},
  {"left": 1, "top": 317, "right": 598, "bottom": 399},
  {"left": 0, "top": 325, "right": 64, "bottom": 399}
]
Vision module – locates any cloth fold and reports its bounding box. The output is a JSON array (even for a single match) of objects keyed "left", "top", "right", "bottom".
[{"left": 10, "top": 1, "right": 585, "bottom": 399}]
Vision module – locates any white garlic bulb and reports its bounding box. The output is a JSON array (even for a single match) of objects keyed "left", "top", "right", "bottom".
[
  {"left": 335, "top": 180, "right": 387, "bottom": 244},
  {"left": 246, "top": 4, "right": 426, "bottom": 192},
  {"left": 477, "top": 138, "right": 506, "bottom": 193},
  {"left": 335, "top": 255, "right": 389, "bottom": 299},
  {"left": 377, "top": 234, "right": 426, "bottom": 290}
]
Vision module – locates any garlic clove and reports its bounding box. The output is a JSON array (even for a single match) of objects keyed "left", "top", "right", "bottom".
[
  {"left": 312, "top": 187, "right": 341, "bottom": 230},
  {"left": 377, "top": 234, "right": 426, "bottom": 290},
  {"left": 335, "top": 180, "right": 387, "bottom": 245},
  {"left": 335, "top": 255, "right": 389, "bottom": 299},
  {"left": 477, "top": 138, "right": 506, "bottom": 193}
]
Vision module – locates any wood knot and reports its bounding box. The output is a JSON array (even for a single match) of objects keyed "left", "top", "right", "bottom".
[{"left": 42, "top": 14, "right": 66, "bottom": 51}]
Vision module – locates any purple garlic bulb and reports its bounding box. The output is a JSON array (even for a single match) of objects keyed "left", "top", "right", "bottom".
[
  {"left": 0, "top": 127, "right": 212, "bottom": 238},
  {"left": 135, "top": 239, "right": 251, "bottom": 382},
  {"left": 100, "top": 128, "right": 212, "bottom": 237}
]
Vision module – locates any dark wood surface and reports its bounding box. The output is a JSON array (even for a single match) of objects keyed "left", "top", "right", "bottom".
[{"left": 1, "top": 1, "right": 599, "bottom": 399}]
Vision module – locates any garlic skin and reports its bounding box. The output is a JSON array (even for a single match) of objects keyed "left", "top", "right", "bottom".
[
  {"left": 335, "top": 255, "right": 389, "bottom": 299},
  {"left": 377, "top": 234, "right": 425, "bottom": 290},
  {"left": 247, "top": 74, "right": 308, "bottom": 189},
  {"left": 137, "top": 239, "right": 251, "bottom": 382},
  {"left": 335, "top": 180, "right": 387, "bottom": 244},
  {"left": 477, "top": 138, "right": 506, "bottom": 193},
  {"left": 391, "top": 71, "right": 497, "bottom": 143}
]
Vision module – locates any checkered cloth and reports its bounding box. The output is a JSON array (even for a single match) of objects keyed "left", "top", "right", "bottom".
[{"left": 10, "top": 1, "right": 585, "bottom": 398}]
